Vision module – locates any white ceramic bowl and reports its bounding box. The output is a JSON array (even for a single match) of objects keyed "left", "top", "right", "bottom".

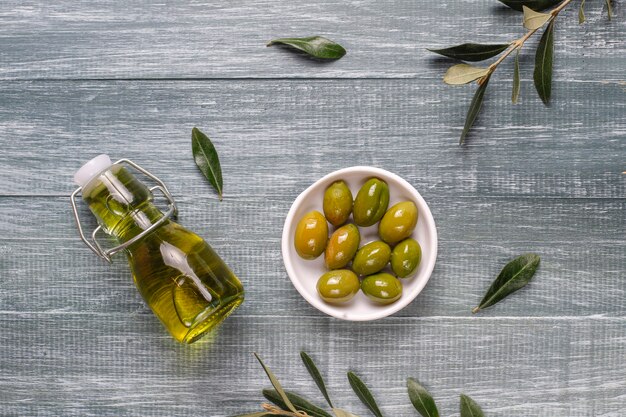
[{"left": 281, "top": 166, "right": 437, "bottom": 321}]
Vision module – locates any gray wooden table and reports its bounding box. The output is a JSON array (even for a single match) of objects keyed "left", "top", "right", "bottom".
[{"left": 0, "top": 1, "right": 624, "bottom": 416}]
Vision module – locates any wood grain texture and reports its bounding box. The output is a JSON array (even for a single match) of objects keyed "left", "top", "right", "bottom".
[
  {"left": 0, "top": 80, "right": 623, "bottom": 197},
  {"left": 0, "top": 0, "right": 624, "bottom": 79},
  {"left": 0, "top": 0, "right": 624, "bottom": 416},
  {"left": 0, "top": 316, "right": 624, "bottom": 417},
  {"left": 0, "top": 197, "right": 623, "bottom": 318}
]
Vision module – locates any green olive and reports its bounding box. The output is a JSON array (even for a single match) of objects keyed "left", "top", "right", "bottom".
[
  {"left": 353, "top": 178, "right": 390, "bottom": 227},
  {"left": 323, "top": 180, "right": 353, "bottom": 227},
  {"left": 361, "top": 273, "right": 402, "bottom": 304},
  {"left": 378, "top": 201, "right": 418, "bottom": 244},
  {"left": 316, "top": 270, "right": 360, "bottom": 304},
  {"left": 325, "top": 224, "right": 360, "bottom": 269},
  {"left": 391, "top": 238, "right": 422, "bottom": 278},
  {"left": 294, "top": 211, "right": 328, "bottom": 259},
  {"left": 352, "top": 241, "right": 391, "bottom": 276}
]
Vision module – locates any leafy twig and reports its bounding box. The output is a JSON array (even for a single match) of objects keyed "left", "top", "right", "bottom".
[
  {"left": 301, "top": 352, "right": 334, "bottom": 408},
  {"left": 262, "top": 403, "right": 309, "bottom": 416},
  {"left": 432, "top": 0, "right": 616, "bottom": 144},
  {"left": 460, "top": 75, "right": 491, "bottom": 144},
  {"left": 254, "top": 353, "right": 298, "bottom": 413},
  {"left": 606, "top": 0, "right": 613, "bottom": 20},
  {"left": 407, "top": 378, "right": 440, "bottom": 417},
  {"left": 477, "top": 0, "right": 573, "bottom": 88},
  {"left": 232, "top": 352, "right": 496, "bottom": 417},
  {"left": 460, "top": 394, "right": 485, "bottom": 417},
  {"left": 533, "top": 19, "right": 556, "bottom": 104},
  {"left": 347, "top": 372, "right": 384, "bottom": 417},
  {"left": 263, "top": 389, "right": 333, "bottom": 417}
]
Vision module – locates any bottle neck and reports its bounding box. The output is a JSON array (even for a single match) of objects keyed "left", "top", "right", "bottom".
[{"left": 82, "top": 165, "right": 165, "bottom": 243}]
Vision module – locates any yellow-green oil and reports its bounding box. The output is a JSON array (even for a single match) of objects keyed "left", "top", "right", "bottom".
[{"left": 82, "top": 165, "right": 244, "bottom": 343}]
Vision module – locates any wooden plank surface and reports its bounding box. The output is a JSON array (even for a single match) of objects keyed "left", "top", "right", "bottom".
[
  {"left": 0, "top": 1, "right": 624, "bottom": 79},
  {"left": 0, "top": 0, "right": 624, "bottom": 416},
  {"left": 0, "top": 80, "right": 623, "bottom": 197},
  {"left": 0, "top": 197, "right": 623, "bottom": 318},
  {"left": 1, "top": 316, "right": 625, "bottom": 417}
]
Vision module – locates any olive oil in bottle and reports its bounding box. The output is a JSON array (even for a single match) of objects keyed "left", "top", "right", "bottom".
[{"left": 71, "top": 155, "right": 244, "bottom": 343}]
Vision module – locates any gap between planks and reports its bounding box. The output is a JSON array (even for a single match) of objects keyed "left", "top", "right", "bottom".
[
  {"left": 0, "top": 311, "right": 623, "bottom": 321},
  {"left": 0, "top": 77, "right": 623, "bottom": 83},
  {"left": 1, "top": 194, "right": 625, "bottom": 200}
]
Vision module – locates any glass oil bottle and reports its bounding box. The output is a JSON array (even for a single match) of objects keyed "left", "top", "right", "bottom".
[{"left": 70, "top": 155, "right": 244, "bottom": 343}]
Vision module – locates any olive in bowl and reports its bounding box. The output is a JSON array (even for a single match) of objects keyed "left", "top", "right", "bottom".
[{"left": 282, "top": 166, "right": 438, "bottom": 321}]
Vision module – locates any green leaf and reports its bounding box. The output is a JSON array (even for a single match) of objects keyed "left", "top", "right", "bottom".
[
  {"left": 428, "top": 43, "right": 509, "bottom": 62},
  {"left": 347, "top": 372, "right": 383, "bottom": 417},
  {"left": 522, "top": 6, "right": 552, "bottom": 29},
  {"left": 253, "top": 353, "right": 297, "bottom": 413},
  {"left": 301, "top": 351, "right": 334, "bottom": 408},
  {"left": 579, "top": 0, "right": 586, "bottom": 24},
  {"left": 263, "top": 389, "right": 333, "bottom": 417},
  {"left": 443, "top": 64, "right": 490, "bottom": 85},
  {"left": 473, "top": 253, "right": 541, "bottom": 313},
  {"left": 533, "top": 19, "right": 555, "bottom": 105},
  {"left": 267, "top": 36, "right": 346, "bottom": 59},
  {"left": 605, "top": 0, "right": 613, "bottom": 20},
  {"left": 333, "top": 409, "right": 362, "bottom": 417},
  {"left": 191, "top": 127, "right": 223, "bottom": 200},
  {"left": 512, "top": 49, "right": 521, "bottom": 104},
  {"left": 229, "top": 413, "right": 271, "bottom": 417},
  {"left": 407, "top": 378, "right": 439, "bottom": 417},
  {"left": 459, "top": 75, "right": 490, "bottom": 145},
  {"left": 460, "top": 394, "right": 485, "bottom": 417},
  {"left": 497, "top": 0, "right": 563, "bottom": 12}
]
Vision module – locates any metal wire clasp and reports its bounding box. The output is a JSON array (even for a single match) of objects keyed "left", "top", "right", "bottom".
[{"left": 70, "top": 158, "right": 178, "bottom": 263}]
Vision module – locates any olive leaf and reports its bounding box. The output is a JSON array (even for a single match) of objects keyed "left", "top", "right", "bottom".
[
  {"left": 579, "top": 0, "right": 586, "bottom": 24},
  {"left": 460, "top": 75, "right": 490, "bottom": 145},
  {"left": 263, "top": 389, "right": 333, "bottom": 417},
  {"left": 497, "top": 0, "right": 563, "bottom": 12},
  {"left": 512, "top": 49, "right": 521, "bottom": 104},
  {"left": 191, "top": 127, "right": 223, "bottom": 201},
  {"left": 347, "top": 372, "right": 384, "bottom": 417},
  {"left": 605, "top": 0, "right": 613, "bottom": 20},
  {"left": 230, "top": 412, "right": 271, "bottom": 417},
  {"left": 253, "top": 353, "right": 297, "bottom": 413},
  {"left": 533, "top": 19, "right": 555, "bottom": 105},
  {"left": 301, "top": 351, "right": 334, "bottom": 408},
  {"left": 267, "top": 36, "right": 346, "bottom": 59},
  {"left": 407, "top": 378, "right": 439, "bottom": 417},
  {"left": 428, "top": 43, "right": 509, "bottom": 62},
  {"left": 523, "top": 6, "right": 552, "bottom": 30},
  {"left": 443, "top": 64, "right": 490, "bottom": 85},
  {"left": 333, "top": 409, "right": 361, "bottom": 417},
  {"left": 473, "top": 253, "right": 541, "bottom": 313},
  {"left": 460, "top": 394, "right": 485, "bottom": 417}
]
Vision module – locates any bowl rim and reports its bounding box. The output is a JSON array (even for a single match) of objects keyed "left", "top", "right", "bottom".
[{"left": 281, "top": 166, "right": 438, "bottom": 321}]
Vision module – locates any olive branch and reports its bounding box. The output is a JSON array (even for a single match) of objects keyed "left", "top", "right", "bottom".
[
  {"left": 430, "top": 0, "right": 615, "bottom": 144},
  {"left": 232, "top": 351, "right": 487, "bottom": 417}
]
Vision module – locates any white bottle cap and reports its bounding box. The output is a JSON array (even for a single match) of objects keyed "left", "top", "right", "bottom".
[{"left": 74, "top": 154, "right": 113, "bottom": 187}]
